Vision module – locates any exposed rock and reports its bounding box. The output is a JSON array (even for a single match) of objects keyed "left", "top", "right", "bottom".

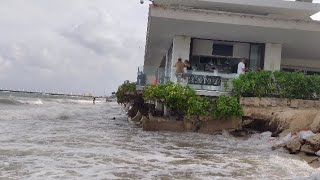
[
  {"left": 272, "top": 143, "right": 285, "bottom": 151},
  {"left": 284, "top": 138, "right": 302, "bottom": 154},
  {"left": 310, "top": 116, "right": 320, "bottom": 133},
  {"left": 242, "top": 98, "right": 320, "bottom": 136},
  {"left": 301, "top": 144, "right": 316, "bottom": 155},
  {"left": 304, "top": 133, "right": 320, "bottom": 152}
]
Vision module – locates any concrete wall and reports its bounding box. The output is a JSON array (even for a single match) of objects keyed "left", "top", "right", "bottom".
[
  {"left": 171, "top": 35, "right": 191, "bottom": 82},
  {"left": 282, "top": 58, "right": 320, "bottom": 71},
  {"left": 192, "top": 39, "right": 250, "bottom": 59},
  {"left": 142, "top": 116, "right": 241, "bottom": 133},
  {"left": 240, "top": 97, "right": 320, "bottom": 109},
  {"left": 264, "top": 43, "right": 282, "bottom": 71}
]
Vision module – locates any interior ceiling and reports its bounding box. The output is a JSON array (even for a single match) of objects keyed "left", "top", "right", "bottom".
[{"left": 145, "top": 16, "right": 320, "bottom": 67}]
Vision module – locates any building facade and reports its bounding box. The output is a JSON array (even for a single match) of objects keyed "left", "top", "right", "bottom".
[{"left": 140, "top": 0, "right": 320, "bottom": 96}]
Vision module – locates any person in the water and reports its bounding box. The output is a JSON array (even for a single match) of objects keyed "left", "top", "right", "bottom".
[{"left": 93, "top": 97, "right": 96, "bottom": 104}]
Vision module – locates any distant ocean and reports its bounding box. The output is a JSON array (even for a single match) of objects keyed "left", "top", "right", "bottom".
[{"left": 0, "top": 91, "right": 319, "bottom": 179}]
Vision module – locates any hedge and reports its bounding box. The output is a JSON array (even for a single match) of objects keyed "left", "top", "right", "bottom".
[{"left": 233, "top": 71, "right": 320, "bottom": 100}]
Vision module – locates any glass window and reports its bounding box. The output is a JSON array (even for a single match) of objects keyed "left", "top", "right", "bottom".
[{"left": 249, "top": 44, "right": 264, "bottom": 71}]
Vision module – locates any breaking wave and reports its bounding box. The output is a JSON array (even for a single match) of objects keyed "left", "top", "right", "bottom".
[
  {"left": 0, "top": 98, "right": 23, "bottom": 105},
  {"left": 0, "top": 98, "right": 43, "bottom": 105}
]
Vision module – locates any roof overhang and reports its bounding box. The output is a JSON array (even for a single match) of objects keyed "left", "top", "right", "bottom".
[
  {"left": 153, "top": 0, "right": 320, "bottom": 20},
  {"left": 144, "top": 4, "right": 320, "bottom": 67}
]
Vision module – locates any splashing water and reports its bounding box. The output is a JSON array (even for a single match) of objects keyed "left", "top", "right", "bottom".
[{"left": 0, "top": 92, "right": 319, "bottom": 179}]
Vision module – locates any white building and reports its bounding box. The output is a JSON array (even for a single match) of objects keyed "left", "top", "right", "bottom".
[{"left": 140, "top": 0, "right": 320, "bottom": 96}]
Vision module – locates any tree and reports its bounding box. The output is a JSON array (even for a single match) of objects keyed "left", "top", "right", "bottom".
[{"left": 116, "top": 80, "right": 136, "bottom": 106}]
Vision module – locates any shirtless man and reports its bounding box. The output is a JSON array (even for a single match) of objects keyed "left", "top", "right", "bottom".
[{"left": 175, "top": 58, "right": 185, "bottom": 83}]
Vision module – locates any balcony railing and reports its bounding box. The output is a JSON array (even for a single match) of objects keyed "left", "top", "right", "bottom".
[{"left": 136, "top": 66, "right": 235, "bottom": 93}]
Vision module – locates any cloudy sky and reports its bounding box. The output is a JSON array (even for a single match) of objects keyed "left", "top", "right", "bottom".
[
  {"left": 0, "top": 0, "right": 148, "bottom": 96},
  {"left": 0, "top": 0, "right": 319, "bottom": 96}
]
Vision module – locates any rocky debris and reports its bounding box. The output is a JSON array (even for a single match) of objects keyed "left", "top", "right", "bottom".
[
  {"left": 301, "top": 144, "right": 316, "bottom": 155},
  {"left": 284, "top": 138, "right": 302, "bottom": 154},
  {"left": 272, "top": 143, "right": 285, "bottom": 151},
  {"left": 310, "top": 116, "right": 320, "bottom": 133},
  {"left": 279, "top": 132, "right": 320, "bottom": 155},
  {"left": 298, "top": 153, "right": 319, "bottom": 164},
  {"left": 298, "top": 130, "right": 315, "bottom": 140},
  {"left": 273, "top": 131, "right": 320, "bottom": 168},
  {"left": 304, "top": 133, "right": 320, "bottom": 151}
]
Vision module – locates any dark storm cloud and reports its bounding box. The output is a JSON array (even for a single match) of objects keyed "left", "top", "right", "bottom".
[{"left": 0, "top": 0, "right": 148, "bottom": 95}]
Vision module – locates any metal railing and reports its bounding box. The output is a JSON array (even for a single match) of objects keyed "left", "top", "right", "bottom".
[{"left": 136, "top": 65, "right": 236, "bottom": 92}]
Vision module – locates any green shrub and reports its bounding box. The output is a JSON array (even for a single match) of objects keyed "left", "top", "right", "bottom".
[
  {"left": 214, "top": 96, "right": 243, "bottom": 119},
  {"left": 116, "top": 80, "right": 136, "bottom": 105},
  {"left": 233, "top": 71, "right": 275, "bottom": 98},
  {"left": 187, "top": 96, "right": 210, "bottom": 117},
  {"left": 144, "top": 83, "right": 243, "bottom": 119},
  {"left": 144, "top": 83, "right": 170, "bottom": 103},
  {"left": 311, "top": 75, "right": 320, "bottom": 97},
  {"left": 233, "top": 71, "right": 320, "bottom": 100},
  {"left": 144, "top": 83, "right": 196, "bottom": 112}
]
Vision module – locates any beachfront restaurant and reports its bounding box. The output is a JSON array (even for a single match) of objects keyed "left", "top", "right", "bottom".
[
  {"left": 139, "top": 0, "right": 320, "bottom": 96},
  {"left": 140, "top": 37, "right": 266, "bottom": 96}
]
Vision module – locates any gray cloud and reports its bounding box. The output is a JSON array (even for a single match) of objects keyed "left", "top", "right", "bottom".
[{"left": 0, "top": 0, "right": 148, "bottom": 95}]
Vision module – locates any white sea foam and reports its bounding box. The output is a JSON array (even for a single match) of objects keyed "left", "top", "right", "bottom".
[
  {"left": 18, "top": 99, "right": 44, "bottom": 105},
  {"left": 0, "top": 93, "right": 319, "bottom": 179}
]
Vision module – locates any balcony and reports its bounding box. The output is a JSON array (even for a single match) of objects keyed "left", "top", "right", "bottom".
[{"left": 136, "top": 66, "right": 236, "bottom": 96}]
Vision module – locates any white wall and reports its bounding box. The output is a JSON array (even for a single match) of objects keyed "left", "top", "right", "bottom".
[
  {"left": 192, "top": 39, "right": 250, "bottom": 59},
  {"left": 171, "top": 36, "right": 191, "bottom": 82},
  {"left": 192, "top": 39, "right": 213, "bottom": 56},
  {"left": 264, "top": 43, "right": 282, "bottom": 71}
]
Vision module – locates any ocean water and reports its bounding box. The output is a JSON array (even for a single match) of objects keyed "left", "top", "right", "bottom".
[{"left": 0, "top": 92, "right": 319, "bottom": 180}]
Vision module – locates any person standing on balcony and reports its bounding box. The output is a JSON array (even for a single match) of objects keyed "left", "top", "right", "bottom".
[
  {"left": 237, "top": 58, "right": 247, "bottom": 76},
  {"left": 184, "top": 60, "right": 192, "bottom": 74},
  {"left": 174, "top": 58, "right": 185, "bottom": 83}
]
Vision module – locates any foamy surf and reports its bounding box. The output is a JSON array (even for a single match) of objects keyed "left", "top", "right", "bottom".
[{"left": 0, "top": 92, "right": 319, "bottom": 179}]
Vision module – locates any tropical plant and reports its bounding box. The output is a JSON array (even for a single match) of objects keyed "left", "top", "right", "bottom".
[
  {"left": 144, "top": 83, "right": 243, "bottom": 120},
  {"left": 116, "top": 80, "right": 136, "bottom": 105}
]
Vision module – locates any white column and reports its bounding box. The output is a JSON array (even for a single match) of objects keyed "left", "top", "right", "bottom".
[
  {"left": 170, "top": 36, "right": 191, "bottom": 82},
  {"left": 264, "top": 43, "right": 282, "bottom": 71}
]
